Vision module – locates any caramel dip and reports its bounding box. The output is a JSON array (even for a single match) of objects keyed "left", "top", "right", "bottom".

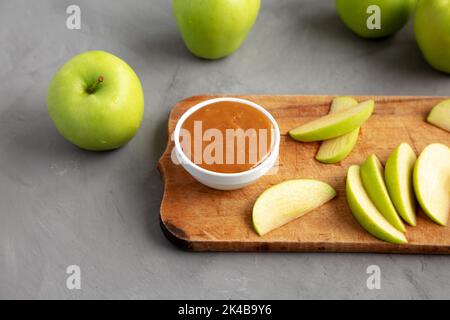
[{"left": 180, "top": 101, "right": 275, "bottom": 174}]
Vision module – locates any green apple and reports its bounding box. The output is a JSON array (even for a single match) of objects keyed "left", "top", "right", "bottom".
[
  {"left": 414, "top": 143, "right": 450, "bottom": 226},
  {"left": 346, "top": 165, "right": 408, "bottom": 244},
  {"left": 253, "top": 179, "right": 336, "bottom": 236},
  {"left": 361, "top": 154, "right": 406, "bottom": 232},
  {"left": 415, "top": 0, "right": 450, "bottom": 73},
  {"left": 385, "top": 143, "right": 417, "bottom": 226},
  {"left": 289, "top": 100, "right": 375, "bottom": 142},
  {"left": 47, "top": 51, "right": 144, "bottom": 151},
  {"left": 336, "top": 0, "right": 416, "bottom": 38},
  {"left": 173, "top": 0, "right": 261, "bottom": 60},
  {"left": 316, "top": 97, "right": 360, "bottom": 164},
  {"left": 427, "top": 100, "right": 450, "bottom": 132}
]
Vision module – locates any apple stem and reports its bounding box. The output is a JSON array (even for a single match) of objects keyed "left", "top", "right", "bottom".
[{"left": 87, "top": 76, "right": 104, "bottom": 94}]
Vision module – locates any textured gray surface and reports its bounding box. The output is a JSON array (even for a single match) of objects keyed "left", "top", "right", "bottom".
[{"left": 0, "top": 0, "right": 449, "bottom": 300}]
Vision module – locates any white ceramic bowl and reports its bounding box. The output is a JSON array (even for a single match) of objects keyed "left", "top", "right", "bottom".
[{"left": 174, "top": 97, "right": 280, "bottom": 190}]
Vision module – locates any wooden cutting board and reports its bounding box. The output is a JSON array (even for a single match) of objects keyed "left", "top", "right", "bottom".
[{"left": 158, "top": 95, "right": 450, "bottom": 254}]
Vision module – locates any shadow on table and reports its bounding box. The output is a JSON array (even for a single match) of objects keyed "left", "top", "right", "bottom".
[
  {"left": 1, "top": 101, "right": 175, "bottom": 250},
  {"left": 304, "top": 9, "right": 445, "bottom": 81}
]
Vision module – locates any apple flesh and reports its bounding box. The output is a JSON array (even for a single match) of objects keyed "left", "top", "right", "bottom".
[
  {"left": 361, "top": 154, "right": 406, "bottom": 232},
  {"left": 414, "top": 143, "right": 450, "bottom": 226},
  {"left": 47, "top": 51, "right": 144, "bottom": 151},
  {"left": 427, "top": 100, "right": 450, "bottom": 132},
  {"left": 289, "top": 100, "right": 374, "bottom": 142},
  {"left": 316, "top": 97, "right": 360, "bottom": 164},
  {"left": 336, "top": 0, "right": 416, "bottom": 38},
  {"left": 385, "top": 143, "right": 417, "bottom": 226},
  {"left": 173, "top": 0, "right": 261, "bottom": 59},
  {"left": 415, "top": 0, "right": 450, "bottom": 73},
  {"left": 346, "top": 165, "right": 408, "bottom": 244},
  {"left": 253, "top": 179, "right": 336, "bottom": 236}
]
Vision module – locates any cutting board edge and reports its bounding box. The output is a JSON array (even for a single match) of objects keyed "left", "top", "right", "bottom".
[{"left": 159, "top": 216, "right": 450, "bottom": 254}]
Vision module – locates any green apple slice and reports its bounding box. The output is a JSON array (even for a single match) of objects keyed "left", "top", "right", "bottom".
[
  {"left": 253, "top": 179, "right": 337, "bottom": 236},
  {"left": 427, "top": 100, "right": 450, "bottom": 132},
  {"left": 385, "top": 143, "right": 418, "bottom": 226},
  {"left": 414, "top": 143, "right": 450, "bottom": 226},
  {"left": 316, "top": 97, "right": 360, "bottom": 164},
  {"left": 289, "top": 100, "right": 375, "bottom": 142},
  {"left": 361, "top": 155, "right": 406, "bottom": 232},
  {"left": 346, "top": 165, "right": 408, "bottom": 245}
]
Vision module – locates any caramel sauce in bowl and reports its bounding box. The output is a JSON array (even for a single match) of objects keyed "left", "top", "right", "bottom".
[{"left": 174, "top": 98, "right": 280, "bottom": 190}]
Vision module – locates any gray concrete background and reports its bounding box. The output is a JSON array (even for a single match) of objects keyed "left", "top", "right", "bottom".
[{"left": 0, "top": 0, "right": 449, "bottom": 300}]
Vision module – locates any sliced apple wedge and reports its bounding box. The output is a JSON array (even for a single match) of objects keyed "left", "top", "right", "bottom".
[
  {"left": 414, "top": 143, "right": 450, "bottom": 226},
  {"left": 316, "top": 97, "right": 360, "bottom": 164},
  {"left": 427, "top": 100, "right": 450, "bottom": 132},
  {"left": 346, "top": 165, "right": 408, "bottom": 245},
  {"left": 361, "top": 155, "right": 406, "bottom": 232},
  {"left": 253, "top": 179, "right": 336, "bottom": 236},
  {"left": 385, "top": 143, "right": 417, "bottom": 226},
  {"left": 289, "top": 100, "right": 374, "bottom": 142}
]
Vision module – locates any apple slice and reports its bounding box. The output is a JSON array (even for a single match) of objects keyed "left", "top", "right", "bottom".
[
  {"left": 253, "top": 179, "right": 336, "bottom": 236},
  {"left": 414, "top": 143, "right": 450, "bottom": 226},
  {"left": 385, "top": 143, "right": 417, "bottom": 226},
  {"left": 346, "top": 165, "right": 408, "bottom": 245},
  {"left": 289, "top": 100, "right": 374, "bottom": 142},
  {"left": 361, "top": 155, "right": 406, "bottom": 232},
  {"left": 316, "top": 97, "right": 360, "bottom": 164},
  {"left": 427, "top": 100, "right": 450, "bottom": 132}
]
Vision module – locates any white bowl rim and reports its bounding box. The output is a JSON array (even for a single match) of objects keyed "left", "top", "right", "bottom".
[{"left": 173, "top": 97, "right": 281, "bottom": 178}]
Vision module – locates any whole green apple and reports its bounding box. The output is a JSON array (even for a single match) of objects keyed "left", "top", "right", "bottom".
[
  {"left": 415, "top": 0, "right": 450, "bottom": 73},
  {"left": 336, "top": 0, "right": 416, "bottom": 38},
  {"left": 173, "top": 0, "right": 261, "bottom": 59},
  {"left": 47, "top": 51, "right": 144, "bottom": 151}
]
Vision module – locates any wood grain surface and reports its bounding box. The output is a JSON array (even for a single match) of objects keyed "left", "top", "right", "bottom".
[{"left": 158, "top": 95, "right": 450, "bottom": 253}]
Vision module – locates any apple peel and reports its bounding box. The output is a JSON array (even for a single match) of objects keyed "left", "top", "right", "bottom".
[
  {"left": 316, "top": 96, "right": 360, "bottom": 164},
  {"left": 289, "top": 100, "right": 374, "bottom": 142},
  {"left": 346, "top": 165, "right": 408, "bottom": 245}
]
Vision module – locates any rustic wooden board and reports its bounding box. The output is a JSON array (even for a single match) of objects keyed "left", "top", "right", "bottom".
[{"left": 158, "top": 95, "right": 450, "bottom": 253}]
